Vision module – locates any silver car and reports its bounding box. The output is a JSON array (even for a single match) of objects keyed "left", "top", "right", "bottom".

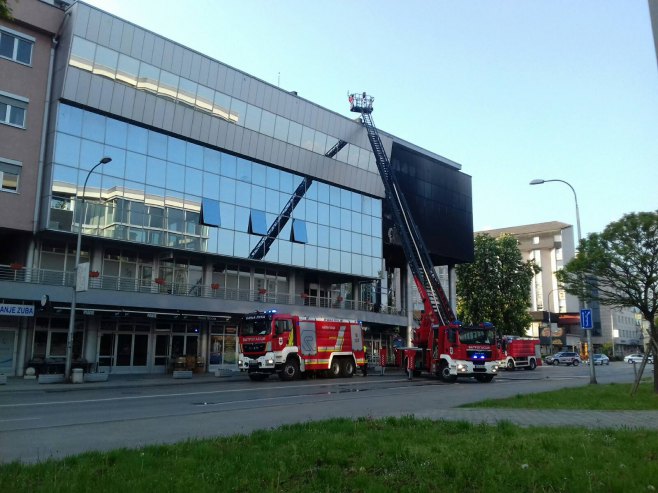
[
  {"left": 546, "top": 351, "right": 581, "bottom": 366},
  {"left": 624, "top": 353, "right": 654, "bottom": 364},
  {"left": 587, "top": 354, "right": 610, "bottom": 366}
]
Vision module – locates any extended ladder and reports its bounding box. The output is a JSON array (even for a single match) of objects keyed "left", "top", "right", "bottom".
[{"left": 349, "top": 93, "right": 455, "bottom": 326}]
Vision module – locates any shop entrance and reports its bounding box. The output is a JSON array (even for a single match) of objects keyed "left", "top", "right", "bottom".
[
  {"left": 0, "top": 329, "right": 17, "bottom": 375},
  {"left": 97, "top": 322, "right": 150, "bottom": 373},
  {"left": 208, "top": 323, "right": 238, "bottom": 371}
]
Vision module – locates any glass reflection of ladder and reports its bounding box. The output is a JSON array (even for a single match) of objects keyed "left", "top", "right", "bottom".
[{"left": 249, "top": 139, "right": 347, "bottom": 260}]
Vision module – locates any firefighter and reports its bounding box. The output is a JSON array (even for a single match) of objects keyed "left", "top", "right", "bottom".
[{"left": 362, "top": 344, "right": 368, "bottom": 376}]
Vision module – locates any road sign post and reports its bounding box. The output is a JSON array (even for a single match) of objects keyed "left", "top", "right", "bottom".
[{"left": 580, "top": 308, "right": 597, "bottom": 384}]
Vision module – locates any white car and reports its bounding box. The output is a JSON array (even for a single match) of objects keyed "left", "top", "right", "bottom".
[
  {"left": 587, "top": 354, "right": 610, "bottom": 366},
  {"left": 624, "top": 353, "right": 654, "bottom": 364}
]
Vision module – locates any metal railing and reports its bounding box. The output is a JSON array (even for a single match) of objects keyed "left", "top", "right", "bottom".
[{"left": 0, "top": 264, "right": 403, "bottom": 315}]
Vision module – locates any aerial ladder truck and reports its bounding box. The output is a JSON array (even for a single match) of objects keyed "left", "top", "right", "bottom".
[{"left": 349, "top": 93, "right": 500, "bottom": 382}]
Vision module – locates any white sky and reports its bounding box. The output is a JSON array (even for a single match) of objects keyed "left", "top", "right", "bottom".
[{"left": 84, "top": 0, "right": 658, "bottom": 238}]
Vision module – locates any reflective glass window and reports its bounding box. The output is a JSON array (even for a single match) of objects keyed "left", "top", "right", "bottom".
[
  {"left": 306, "top": 200, "right": 318, "bottom": 223},
  {"left": 372, "top": 217, "right": 382, "bottom": 239},
  {"left": 249, "top": 209, "right": 267, "bottom": 235},
  {"left": 340, "top": 208, "right": 351, "bottom": 230},
  {"left": 167, "top": 137, "right": 186, "bottom": 164},
  {"left": 166, "top": 162, "right": 185, "bottom": 192},
  {"left": 185, "top": 167, "right": 202, "bottom": 195},
  {"left": 235, "top": 181, "right": 250, "bottom": 207},
  {"left": 329, "top": 250, "right": 340, "bottom": 272},
  {"left": 291, "top": 219, "right": 307, "bottom": 243},
  {"left": 279, "top": 172, "right": 293, "bottom": 194},
  {"left": 203, "top": 147, "right": 220, "bottom": 173},
  {"left": 213, "top": 92, "right": 231, "bottom": 120},
  {"left": 351, "top": 192, "right": 361, "bottom": 212},
  {"left": 220, "top": 202, "right": 235, "bottom": 229},
  {"left": 340, "top": 252, "right": 351, "bottom": 273},
  {"left": 317, "top": 247, "right": 329, "bottom": 270},
  {"left": 291, "top": 242, "right": 304, "bottom": 267},
  {"left": 305, "top": 221, "right": 317, "bottom": 244},
  {"left": 340, "top": 229, "right": 351, "bottom": 252},
  {"left": 329, "top": 227, "right": 340, "bottom": 250},
  {"left": 79, "top": 140, "right": 105, "bottom": 171},
  {"left": 178, "top": 78, "right": 197, "bottom": 107},
  {"left": 221, "top": 153, "right": 237, "bottom": 178},
  {"left": 52, "top": 164, "right": 78, "bottom": 188},
  {"left": 351, "top": 211, "right": 362, "bottom": 233},
  {"left": 287, "top": 121, "right": 302, "bottom": 146},
  {"left": 336, "top": 143, "right": 349, "bottom": 163},
  {"left": 54, "top": 133, "right": 81, "bottom": 167},
  {"left": 93, "top": 45, "right": 117, "bottom": 79},
  {"left": 260, "top": 110, "right": 275, "bottom": 137},
  {"left": 362, "top": 235, "right": 372, "bottom": 256},
  {"left": 81, "top": 111, "right": 105, "bottom": 143},
  {"left": 229, "top": 99, "right": 246, "bottom": 125},
  {"left": 106, "top": 118, "right": 127, "bottom": 148},
  {"left": 148, "top": 131, "right": 167, "bottom": 159},
  {"left": 317, "top": 203, "right": 329, "bottom": 226},
  {"left": 352, "top": 253, "right": 363, "bottom": 276},
  {"left": 265, "top": 166, "right": 280, "bottom": 191},
  {"left": 219, "top": 176, "right": 236, "bottom": 203},
  {"left": 273, "top": 116, "right": 289, "bottom": 141},
  {"left": 252, "top": 162, "right": 266, "bottom": 187},
  {"left": 372, "top": 198, "right": 382, "bottom": 217},
  {"left": 351, "top": 232, "right": 362, "bottom": 254},
  {"left": 167, "top": 208, "right": 184, "bottom": 232},
  {"left": 0, "top": 31, "right": 12, "bottom": 59},
  {"left": 70, "top": 36, "right": 96, "bottom": 71},
  {"left": 358, "top": 147, "right": 370, "bottom": 168},
  {"left": 158, "top": 71, "right": 179, "bottom": 100},
  {"left": 278, "top": 240, "right": 291, "bottom": 265},
  {"left": 196, "top": 85, "right": 214, "bottom": 113},
  {"left": 244, "top": 104, "right": 261, "bottom": 132},
  {"left": 102, "top": 146, "right": 125, "bottom": 178},
  {"left": 251, "top": 185, "right": 266, "bottom": 210},
  {"left": 125, "top": 151, "right": 146, "bottom": 182},
  {"left": 341, "top": 189, "right": 352, "bottom": 209},
  {"left": 58, "top": 104, "right": 82, "bottom": 135},
  {"left": 202, "top": 171, "right": 220, "bottom": 200},
  {"left": 127, "top": 125, "right": 148, "bottom": 154},
  {"left": 200, "top": 198, "right": 220, "bottom": 226},
  {"left": 347, "top": 144, "right": 360, "bottom": 166},
  {"left": 234, "top": 206, "right": 249, "bottom": 232},
  {"left": 317, "top": 182, "right": 329, "bottom": 204},
  {"left": 305, "top": 245, "right": 317, "bottom": 269},
  {"left": 329, "top": 185, "right": 340, "bottom": 206},
  {"left": 372, "top": 236, "right": 382, "bottom": 257},
  {"left": 300, "top": 126, "right": 314, "bottom": 151},
  {"left": 116, "top": 53, "right": 139, "bottom": 86},
  {"left": 187, "top": 142, "right": 203, "bottom": 169},
  {"left": 312, "top": 132, "right": 327, "bottom": 155},
  {"left": 217, "top": 229, "right": 234, "bottom": 256},
  {"left": 361, "top": 215, "right": 372, "bottom": 236},
  {"left": 265, "top": 188, "right": 280, "bottom": 214},
  {"left": 146, "top": 157, "right": 166, "bottom": 187},
  {"left": 137, "top": 63, "right": 160, "bottom": 93},
  {"left": 236, "top": 158, "right": 251, "bottom": 182},
  {"left": 329, "top": 205, "right": 340, "bottom": 229}
]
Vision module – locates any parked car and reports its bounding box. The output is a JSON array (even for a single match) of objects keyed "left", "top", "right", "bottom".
[
  {"left": 587, "top": 354, "right": 610, "bottom": 366},
  {"left": 545, "top": 351, "right": 581, "bottom": 366},
  {"left": 624, "top": 353, "right": 654, "bottom": 364}
]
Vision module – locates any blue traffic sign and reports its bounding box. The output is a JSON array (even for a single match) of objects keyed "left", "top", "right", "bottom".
[{"left": 580, "top": 309, "right": 593, "bottom": 329}]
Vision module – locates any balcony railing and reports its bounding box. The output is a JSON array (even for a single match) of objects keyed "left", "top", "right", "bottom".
[{"left": 0, "top": 264, "right": 402, "bottom": 315}]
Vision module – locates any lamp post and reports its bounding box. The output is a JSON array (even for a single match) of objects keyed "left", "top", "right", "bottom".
[
  {"left": 530, "top": 178, "right": 596, "bottom": 384},
  {"left": 545, "top": 287, "right": 559, "bottom": 356},
  {"left": 64, "top": 157, "right": 112, "bottom": 382}
]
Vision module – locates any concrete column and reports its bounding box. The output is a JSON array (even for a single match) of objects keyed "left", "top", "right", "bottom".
[{"left": 84, "top": 317, "right": 99, "bottom": 363}]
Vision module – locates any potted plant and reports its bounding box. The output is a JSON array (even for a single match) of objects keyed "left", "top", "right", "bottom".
[
  {"left": 89, "top": 270, "right": 100, "bottom": 278},
  {"left": 258, "top": 288, "right": 267, "bottom": 295},
  {"left": 9, "top": 262, "right": 23, "bottom": 270},
  {"left": 211, "top": 283, "right": 220, "bottom": 290},
  {"left": 154, "top": 277, "right": 166, "bottom": 286}
]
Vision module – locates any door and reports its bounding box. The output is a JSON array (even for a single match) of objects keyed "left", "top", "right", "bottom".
[
  {"left": 0, "top": 330, "right": 17, "bottom": 375},
  {"left": 208, "top": 325, "right": 238, "bottom": 371}
]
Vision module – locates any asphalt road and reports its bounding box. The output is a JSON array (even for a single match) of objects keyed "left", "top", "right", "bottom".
[{"left": 0, "top": 362, "right": 649, "bottom": 464}]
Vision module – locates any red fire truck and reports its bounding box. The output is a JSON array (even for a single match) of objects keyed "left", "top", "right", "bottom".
[
  {"left": 238, "top": 310, "right": 366, "bottom": 381},
  {"left": 499, "top": 336, "right": 541, "bottom": 371}
]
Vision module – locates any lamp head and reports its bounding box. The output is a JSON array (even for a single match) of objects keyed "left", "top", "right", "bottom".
[
  {"left": 100, "top": 157, "right": 112, "bottom": 164},
  {"left": 529, "top": 179, "right": 545, "bottom": 185}
]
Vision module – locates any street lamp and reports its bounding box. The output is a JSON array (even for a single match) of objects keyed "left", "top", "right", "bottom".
[
  {"left": 530, "top": 178, "right": 596, "bottom": 384},
  {"left": 64, "top": 157, "right": 112, "bottom": 382}
]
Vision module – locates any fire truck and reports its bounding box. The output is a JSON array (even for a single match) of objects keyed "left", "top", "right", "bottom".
[
  {"left": 499, "top": 336, "right": 541, "bottom": 371},
  {"left": 238, "top": 310, "right": 366, "bottom": 381},
  {"left": 349, "top": 93, "right": 501, "bottom": 382}
]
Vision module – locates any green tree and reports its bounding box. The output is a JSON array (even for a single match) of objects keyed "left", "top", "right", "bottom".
[
  {"left": 456, "top": 233, "right": 539, "bottom": 336},
  {"left": 556, "top": 211, "right": 658, "bottom": 392},
  {"left": 1, "top": 0, "right": 12, "bottom": 21}
]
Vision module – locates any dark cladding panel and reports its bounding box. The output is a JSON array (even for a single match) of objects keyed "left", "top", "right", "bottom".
[{"left": 389, "top": 143, "right": 474, "bottom": 264}]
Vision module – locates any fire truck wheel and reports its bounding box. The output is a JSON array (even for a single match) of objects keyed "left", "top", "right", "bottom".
[
  {"left": 439, "top": 361, "right": 456, "bottom": 383},
  {"left": 507, "top": 359, "right": 515, "bottom": 370},
  {"left": 279, "top": 358, "right": 300, "bottom": 381},
  {"left": 474, "top": 374, "right": 494, "bottom": 383},
  {"left": 527, "top": 359, "right": 537, "bottom": 370},
  {"left": 328, "top": 359, "right": 342, "bottom": 378},
  {"left": 340, "top": 358, "right": 355, "bottom": 378},
  {"left": 248, "top": 373, "right": 268, "bottom": 381}
]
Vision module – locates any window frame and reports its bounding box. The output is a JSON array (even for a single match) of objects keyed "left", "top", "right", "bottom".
[
  {"left": 0, "top": 91, "right": 28, "bottom": 129},
  {"left": 0, "top": 27, "right": 34, "bottom": 66},
  {"left": 0, "top": 157, "right": 21, "bottom": 193}
]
